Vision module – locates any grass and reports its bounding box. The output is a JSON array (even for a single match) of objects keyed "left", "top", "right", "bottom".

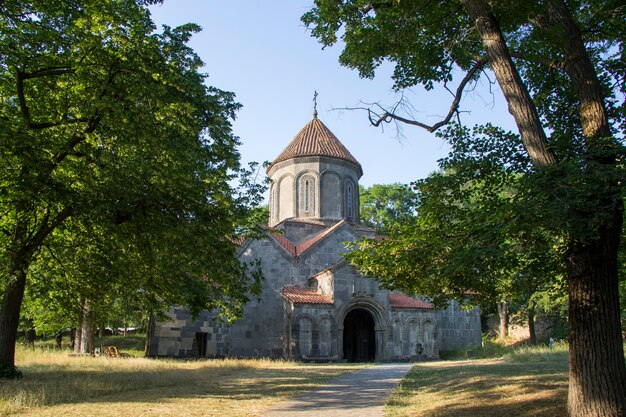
[
  {"left": 0, "top": 346, "right": 366, "bottom": 417},
  {"left": 3, "top": 339, "right": 611, "bottom": 417},
  {"left": 385, "top": 344, "right": 570, "bottom": 417},
  {"left": 34, "top": 334, "right": 146, "bottom": 357}
]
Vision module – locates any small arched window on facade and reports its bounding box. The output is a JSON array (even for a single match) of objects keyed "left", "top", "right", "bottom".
[
  {"left": 345, "top": 179, "right": 355, "bottom": 221},
  {"left": 299, "top": 174, "right": 315, "bottom": 217}
]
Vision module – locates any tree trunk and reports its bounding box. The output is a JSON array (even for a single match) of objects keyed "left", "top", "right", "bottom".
[
  {"left": 144, "top": 315, "right": 156, "bottom": 357},
  {"left": 70, "top": 328, "right": 77, "bottom": 351},
  {"left": 0, "top": 205, "right": 73, "bottom": 376},
  {"left": 461, "top": 1, "right": 626, "bottom": 415},
  {"left": 460, "top": 0, "right": 557, "bottom": 169},
  {"left": 73, "top": 312, "right": 83, "bottom": 354},
  {"left": 0, "top": 253, "right": 30, "bottom": 376},
  {"left": 497, "top": 301, "right": 509, "bottom": 340},
  {"left": 565, "top": 215, "right": 626, "bottom": 417},
  {"left": 77, "top": 299, "right": 95, "bottom": 354},
  {"left": 55, "top": 331, "right": 62, "bottom": 350},
  {"left": 548, "top": 2, "right": 626, "bottom": 415},
  {"left": 23, "top": 319, "right": 36, "bottom": 349},
  {"left": 528, "top": 302, "right": 537, "bottom": 345}
]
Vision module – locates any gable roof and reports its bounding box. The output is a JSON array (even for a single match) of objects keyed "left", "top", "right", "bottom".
[
  {"left": 268, "top": 117, "right": 362, "bottom": 175},
  {"left": 388, "top": 293, "right": 434, "bottom": 309},
  {"left": 283, "top": 287, "right": 333, "bottom": 305},
  {"left": 268, "top": 220, "right": 350, "bottom": 258}
]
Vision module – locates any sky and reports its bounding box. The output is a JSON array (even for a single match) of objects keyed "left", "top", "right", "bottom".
[{"left": 148, "top": 1, "right": 518, "bottom": 188}]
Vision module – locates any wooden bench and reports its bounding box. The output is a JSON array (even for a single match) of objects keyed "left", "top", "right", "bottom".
[
  {"left": 101, "top": 345, "right": 119, "bottom": 357},
  {"left": 99, "top": 345, "right": 131, "bottom": 358}
]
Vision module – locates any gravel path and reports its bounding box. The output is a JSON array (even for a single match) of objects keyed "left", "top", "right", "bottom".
[{"left": 262, "top": 363, "right": 413, "bottom": 417}]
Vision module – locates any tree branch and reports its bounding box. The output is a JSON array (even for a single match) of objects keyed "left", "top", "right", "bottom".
[
  {"left": 51, "top": 63, "right": 121, "bottom": 166},
  {"left": 52, "top": 113, "right": 102, "bottom": 165},
  {"left": 21, "top": 66, "right": 75, "bottom": 79},
  {"left": 17, "top": 66, "right": 81, "bottom": 129},
  {"left": 509, "top": 50, "right": 567, "bottom": 72},
  {"left": 16, "top": 71, "right": 31, "bottom": 128},
  {"left": 367, "top": 57, "right": 489, "bottom": 132},
  {"left": 26, "top": 205, "right": 75, "bottom": 253}
]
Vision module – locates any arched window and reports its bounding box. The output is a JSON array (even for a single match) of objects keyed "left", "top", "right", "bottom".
[
  {"left": 345, "top": 179, "right": 356, "bottom": 221},
  {"left": 299, "top": 174, "right": 315, "bottom": 217},
  {"left": 305, "top": 179, "right": 310, "bottom": 211},
  {"left": 298, "top": 316, "right": 313, "bottom": 357}
]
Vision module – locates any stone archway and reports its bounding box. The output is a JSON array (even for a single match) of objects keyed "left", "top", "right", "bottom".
[
  {"left": 336, "top": 296, "right": 388, "bottom": 361},
  {"left": 343, "top": 308, "right": 376, "bottom": 362}
]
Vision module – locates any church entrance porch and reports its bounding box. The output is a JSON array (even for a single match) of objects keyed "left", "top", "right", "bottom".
[{"left": 343, "top": 308, "right": 376, "bottom": 362}]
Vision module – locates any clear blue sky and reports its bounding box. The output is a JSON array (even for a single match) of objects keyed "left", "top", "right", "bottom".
[{"left": 149, "top": 1, "right": 517, "bottom": 188}]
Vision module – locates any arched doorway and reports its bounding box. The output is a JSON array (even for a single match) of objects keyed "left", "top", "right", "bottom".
[{"left": 343, "top": 308, "right": 376, "bottom": 362}]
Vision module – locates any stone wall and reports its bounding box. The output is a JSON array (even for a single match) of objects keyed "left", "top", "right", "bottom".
[
  {"left": 149, "top": 308, "right": 228, "bottom": 357},
  {"left": 438, "top": 301, "right": 482, "bottom": 351},
  {"left": 268, "top": 156, "right": 361, "bottom": 226}
]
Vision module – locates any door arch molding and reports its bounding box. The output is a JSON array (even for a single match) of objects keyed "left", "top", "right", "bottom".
[{"left": 335, "top": 296, "right": 388, "bottom": 361}]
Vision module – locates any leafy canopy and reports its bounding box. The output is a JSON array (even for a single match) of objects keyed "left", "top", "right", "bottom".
[
  {"left": 0, "top": 0, "right": 265, "bottom": 335},
  {"left": 347, "top": 124, "right": 565, "bottom": 309}
]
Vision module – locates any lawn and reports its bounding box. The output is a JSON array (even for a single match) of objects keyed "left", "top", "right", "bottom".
[
  {"left": 0, "top": 341, "right": 578, "bottom": 417},
  {"left": 385, "top": 345, "right": 570, "bottom": 417},
  {"left": 0, "top": 346, "right": 365, "bottom": 417}
]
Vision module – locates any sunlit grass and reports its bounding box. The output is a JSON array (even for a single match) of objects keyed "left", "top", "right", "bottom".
[
  {"left": 386, "top": 344, "right": 570, "bottom": 417},
  {"left": 0, "top": 347, "right": 366, "bottom": 417}
]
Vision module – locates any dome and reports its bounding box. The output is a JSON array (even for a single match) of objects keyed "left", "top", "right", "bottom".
[{"left": 267, "top": 116, "right": 362, "bottom": 176}]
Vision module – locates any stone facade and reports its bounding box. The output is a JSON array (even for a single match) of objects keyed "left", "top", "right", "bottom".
[{"left": 149, "top": 115, "right": 482, "bottom": 361}]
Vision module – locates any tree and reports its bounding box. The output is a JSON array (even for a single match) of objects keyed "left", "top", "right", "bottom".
[
  {"left": 348, "top": 124, "right": 566, "bottom": 341},
  {"left": 303, "top": 1, "right": 626, "bottom": 416},
  {"left": 0, "top": 0, "right": 263, "bottom": 376},
  {"left": 359, "top": 183, "right": 418, "bottom": 234}
]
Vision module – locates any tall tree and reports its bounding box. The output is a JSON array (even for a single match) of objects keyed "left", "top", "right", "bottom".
[
  {"left": 0, "top": 0, "right": 262, "bottom": 376},
  {"left": 349, "top": 124, "right": 566, "bottom": 344},
  {"left": 303, "top": 1, "right": 626, "bottom": 416}
]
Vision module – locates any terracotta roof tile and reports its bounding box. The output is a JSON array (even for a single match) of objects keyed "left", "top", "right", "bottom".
[
  {"left": 268, "top": 117, "right": 362, "bottom": 174},
  {"left": 270, "top": 233, "right": 296, "bottom": 256},
  {"left": 269, "top": 221, "right": 346, "bottom": 258},
  {"left": 388, "top": 293, "right": 434, "bottom": 309},
  {"left": 283, "top": 287, "right": 333, "bottom": 305}
]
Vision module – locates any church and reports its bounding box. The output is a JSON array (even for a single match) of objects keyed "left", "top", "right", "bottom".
[{"left": 148, "top": 112, "right": 482, "bottom": 361}]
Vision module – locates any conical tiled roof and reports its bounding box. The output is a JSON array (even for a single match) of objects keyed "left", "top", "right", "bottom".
[{"left": 268, "top": 117, "right": 362, "bottom": 174}]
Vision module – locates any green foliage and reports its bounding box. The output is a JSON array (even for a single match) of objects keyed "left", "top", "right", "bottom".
[
  {"left": 0, "top": 0, "right": 266, "bottom": 360},
  {"left": 95, "top": 334, "right": 146, "bottom": 354},
  {"left": 347, "top": 124, "right": 566, "bottom": 310},
  {"left": 504, "top": 343, "right": 570, "bottom": 363},
  {"left": 439, "top": 338, "right": 509, "bottom": 360},
  {"left": 303, "top": 1, "right": 626, "bottom": 238},
  {"left": 306, "top": 0, "right": 623, "bottom": 328},
  {"left": 439, "top": 336, "right": 569, "bottom": 361},
  {"left": 359, "top": 183, "right": 418, "bottom": 234}
]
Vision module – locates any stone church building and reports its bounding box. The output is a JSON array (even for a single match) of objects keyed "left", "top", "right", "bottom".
[{"left": 149, "top": 113, "right": 482, "bottom": 361}]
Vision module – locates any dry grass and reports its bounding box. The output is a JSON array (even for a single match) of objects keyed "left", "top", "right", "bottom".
[
  {"left": 0, "top": 347, "right": 365, "bottom": 417},
  {"left": 385, "top": 346, "right": 570, "bottom": 417}
]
